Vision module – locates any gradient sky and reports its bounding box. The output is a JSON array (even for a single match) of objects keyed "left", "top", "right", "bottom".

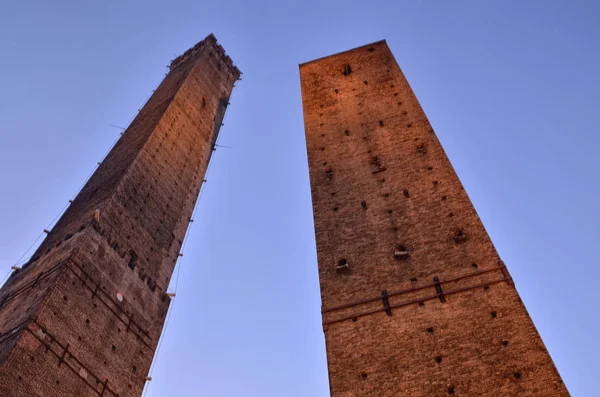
[{"left": 1, "top": 1, "right": 599, "bottom": 396}]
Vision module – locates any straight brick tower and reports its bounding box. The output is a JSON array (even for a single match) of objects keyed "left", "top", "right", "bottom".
[
  {"left": 0, "top": 34, "right": 240, "bottom": 396},
  {"left": 300, "top": 41, "right": 569, "bottom": 396}
]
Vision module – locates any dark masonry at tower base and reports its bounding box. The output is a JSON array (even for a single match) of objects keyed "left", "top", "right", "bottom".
[
  {"left": 299, "top": 40, "right": 569, "bottom": 396},
  {"left": 0, "top": 34, "right": 240, "bottom": 396}
]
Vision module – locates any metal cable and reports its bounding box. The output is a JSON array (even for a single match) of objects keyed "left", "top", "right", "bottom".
[
  {"left": 141, "top": 87, "right": 237, "bottom": 396},
  {"left": 2, "top": 82, "right": 159, "bottom": 285}
]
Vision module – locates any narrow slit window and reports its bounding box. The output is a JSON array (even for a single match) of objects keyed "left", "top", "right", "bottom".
[{"left": 128, "top": 252, "right": 137, "bottom": 271}]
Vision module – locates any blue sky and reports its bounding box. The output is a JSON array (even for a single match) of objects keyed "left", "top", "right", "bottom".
[{"left": 1, "top": 1, "right": 599, "bottom": 396}]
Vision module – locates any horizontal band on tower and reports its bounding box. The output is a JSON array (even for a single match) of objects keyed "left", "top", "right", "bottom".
[
  {"left": 322, "top": 264, "right": 510, "bottom": 314},
  {"left": 322, "top": 263, "right": 513, "bottom": 325}
]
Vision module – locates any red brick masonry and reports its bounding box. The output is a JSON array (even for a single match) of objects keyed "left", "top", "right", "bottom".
[
  {"left": 0, "top": 34, "right": 240, "bottom": 397},
  {"left": 300, "top": 40, "right": 569, "bottom": 397}
]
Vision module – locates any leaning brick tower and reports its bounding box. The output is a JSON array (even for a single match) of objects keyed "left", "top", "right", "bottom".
[
  {"left": 300, "top": 40, "right": 569, "bottom": 396},
  {"left": 0, "top": 34, "right": 240, "bottom": 396}
]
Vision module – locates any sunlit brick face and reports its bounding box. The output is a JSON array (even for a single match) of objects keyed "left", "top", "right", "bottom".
[{"left": 300, "top": 40, "right": 569, "bottom": 397}]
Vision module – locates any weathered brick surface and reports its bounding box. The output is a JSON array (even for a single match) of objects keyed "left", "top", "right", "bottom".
[
  {"left": 300, "top": 41, "right": 569, "bottom": 396},
  {"left": 0, "top": 34, "right": 240, "bottom": 396}
]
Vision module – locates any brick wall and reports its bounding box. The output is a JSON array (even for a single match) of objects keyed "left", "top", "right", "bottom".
[
  {"left": 300, "top": 40, "right": 569, "bottom": 397},
  {"left": 0, "top": 34, "right": 240, "bottom": 396}
]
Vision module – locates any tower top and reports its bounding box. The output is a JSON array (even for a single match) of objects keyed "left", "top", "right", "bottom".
[
  {"left": 299, "top": 39, "right": 386, "bottom": 67},
  {"left": 170, "top": 33, "right": 241, "bottom": 79},
  {"left": 299, "top": 40, "right": 569, "bottom": 396}
]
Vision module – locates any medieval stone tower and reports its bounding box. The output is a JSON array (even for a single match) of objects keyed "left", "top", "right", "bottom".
[
  {"left": 0, "top": 34, "right": 239, "bottom": 396},
  {"left": 300, "top": 41, "right": 569, "bottom": 396}
]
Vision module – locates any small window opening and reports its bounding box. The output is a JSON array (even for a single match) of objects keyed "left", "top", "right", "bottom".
[
  {"left": 410, "top": 277, "right": 417, "bottom": 283},
  {"left": 448, "top": 387, "right": 455, "bottom": 395},
  {"left": 363, "top": 80, "right": 368, "bottom": 85},
  {"left": 352, "top": 317, "right": 358, "bottom": 322},
  {"left": 361, "top": 200, "right": 368, "bottom": 209},
  {"left": 453, "top": 229, "right": 466, "bottom": 243},
  {"left": 367, "top": 47, "right": 375, "bottom": 52},
  {"left": 514, "top": 372, "right": 521, "bottom": 379},
  {"left": 344, "top": 129, "right": 350, "bottom": 136},
  {"left": 112, "top": 242, "right": 119, "bottom": 250},
  {"left": 202, "top": 97, "right": 207, "bottom": 108},
  {"left": 360, "top": 372, "right": 368, "bottom": 379},
  {"left": 436, "top": 356, "right": 443, "bottom": 363},
  {"left": 403, "top": 189, "right": 410, "bottom": 198},
  {"left": 426, "top": 327, "right": 434, "bottom": 333},
  {"left": 336, "top": 259, "right": 350, "bottom": 272},
  {"left": 343, "top": 64, "right": 352, "bottom": 76},
  {"left": 472, "top": 263, "right": 478, "bottom": 268},
  {"left": 502, "top": 340, "right": 509, "bottom": 347},
  {"left": 334, "top": 89, "right": 339, "bottom": 93},
  {"left": 64, "top": 233, "right": 73, "bottom": 241},
  {"left": 128, "top": 252, "right": 137, "bottom": 270},
  {"left": 378, "top": 120, "right": 384, "bottom": 127},
  {"left": 491, "top": 311, "right": 497, "bottom": 318}
]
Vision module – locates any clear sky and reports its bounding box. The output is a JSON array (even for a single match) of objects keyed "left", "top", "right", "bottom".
[{"left": 1, "top": 1, "right": 599, "bottom": 396}]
